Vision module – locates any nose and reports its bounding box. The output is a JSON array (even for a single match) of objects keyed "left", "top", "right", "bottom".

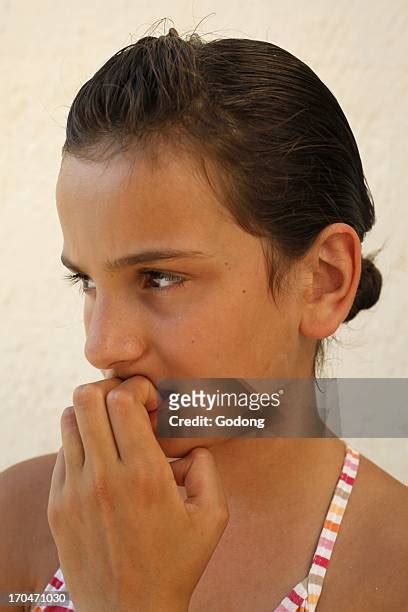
[{"left": 83, "top": 295, "right": 147, "bottom": 371}]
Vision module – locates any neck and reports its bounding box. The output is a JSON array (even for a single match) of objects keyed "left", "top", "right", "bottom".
[{"left": 208, "top": 435, "right": 347, "bottom": 513}]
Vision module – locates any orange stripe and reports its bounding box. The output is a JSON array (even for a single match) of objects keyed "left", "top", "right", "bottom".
[{"left": 324, "top": 519, "right": 339, "bottom": 532}]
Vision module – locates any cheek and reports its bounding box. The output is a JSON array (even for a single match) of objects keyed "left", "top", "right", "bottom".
[{"left": 165, "top": 297, "right": 258, "bottom": 355}]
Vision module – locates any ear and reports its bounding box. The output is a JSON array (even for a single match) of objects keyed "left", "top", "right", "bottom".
[{"left": 299, "top": 223, "right": 362, "bottom": 339}]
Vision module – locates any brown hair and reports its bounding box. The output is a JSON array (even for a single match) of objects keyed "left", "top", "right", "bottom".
[{"left": 62, "top": 26, "right": 383, "bottom": 377}]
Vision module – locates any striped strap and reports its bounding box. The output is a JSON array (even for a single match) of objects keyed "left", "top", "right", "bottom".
[
  {"left": 274, "top": 444, "right": 360, "bottom": 611},
  {"left": 306, "top": 444, "right": 360, "bottom": 611}
]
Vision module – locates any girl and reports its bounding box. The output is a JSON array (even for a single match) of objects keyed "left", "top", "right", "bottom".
[{"left": 1, "top": 27, "right": 407, "bottom": 612}]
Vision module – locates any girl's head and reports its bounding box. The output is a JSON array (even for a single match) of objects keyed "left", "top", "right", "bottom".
[{"left": 56, "top": 28, "right": 382, "bottom": 454}]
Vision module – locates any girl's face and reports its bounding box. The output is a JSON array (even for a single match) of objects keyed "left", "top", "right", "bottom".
[{"left": 56, "top": 143, "right": 313, "bottom": 457}]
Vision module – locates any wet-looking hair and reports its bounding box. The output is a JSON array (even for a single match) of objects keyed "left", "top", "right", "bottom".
[{"left": 62, "top": 25, "right": 383, "bottom": 377}]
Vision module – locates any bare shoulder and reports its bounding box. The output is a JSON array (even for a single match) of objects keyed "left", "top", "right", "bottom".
[
  {"left": 320, "top": 450, "right": 408, "bottom": 610},
  {"left": 0, "top": 453, "right": 60, "bottom": 610}
]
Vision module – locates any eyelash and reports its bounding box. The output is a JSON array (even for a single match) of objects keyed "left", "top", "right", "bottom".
[{"left": 62, "top": 270, "right": 186, "bottom": 295}]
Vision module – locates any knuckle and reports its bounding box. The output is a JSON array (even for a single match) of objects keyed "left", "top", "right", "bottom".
[
  {"left": 191, "top": 447, "right": 210, "bottom": 462},
  {"left": 106, "top": 387, "right": 134, "bottom": 411},
  {"left": 218, "top": 503, "right": 230, "bottom": 526},
  {"left": 139, "top": 376, "right": 152, "bottom": 397},
  {"left": 73, "top": 383, "right": 101, "bottom": 405},
  {"left": 210, "top": 503, "right": 229, "bottom": 531},
  {"left": 61, "top": 406, "right": 75, "bottom": 421}
]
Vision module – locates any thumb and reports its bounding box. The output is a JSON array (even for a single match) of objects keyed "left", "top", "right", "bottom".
[{"left": 170, "top": 447, "right": 229, "bottom": 521}]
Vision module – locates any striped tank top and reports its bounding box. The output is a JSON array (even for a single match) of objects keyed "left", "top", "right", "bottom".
[{"left": 32, "top": 443, "right": 360, "bottom": 612}]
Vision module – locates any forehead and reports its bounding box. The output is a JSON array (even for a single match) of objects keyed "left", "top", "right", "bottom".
[{"left": 56, "top": 145, "right": 236, "bottom": 259}]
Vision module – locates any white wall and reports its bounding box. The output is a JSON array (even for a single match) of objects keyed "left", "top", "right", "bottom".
[{"left": 1, "top": 0, "right": 407, "bottom": 483}]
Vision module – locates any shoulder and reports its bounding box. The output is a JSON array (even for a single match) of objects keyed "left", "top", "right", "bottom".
[
  {"left": 320, "top": 449, "right": 408, "bottom": 610},
  {"left": 352, "top": 450, "right": 408, "bottom": 541},
  {"left": 0, "top": 454, "right": 60, "bottom": 603}
]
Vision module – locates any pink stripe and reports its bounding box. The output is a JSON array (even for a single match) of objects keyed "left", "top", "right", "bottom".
[
  {"left": 344, "top": 457, "right": 358, "bottom": 470},
  {"left": 317, "top": 535, "right": 335, "bottom": 550}
]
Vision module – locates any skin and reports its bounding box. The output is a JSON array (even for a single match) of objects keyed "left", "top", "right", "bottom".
[{"left": 54, "top": 139, "right": 364, "bottom": 609}]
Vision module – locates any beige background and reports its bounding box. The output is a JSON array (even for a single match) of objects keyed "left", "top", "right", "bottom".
[{"left": 1, "top": 1, "right": 407, "bottom": 483}]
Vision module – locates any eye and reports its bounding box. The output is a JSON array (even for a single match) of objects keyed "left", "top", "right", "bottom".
[
  {"left": 62, "top": 272, "right": 94, "bottom": 295},
  {"left": 141, "top": 270, "right": 186, "bottom": 292},
  {"left": 62, "top": 270, "right": 186, "bottom": 294}
]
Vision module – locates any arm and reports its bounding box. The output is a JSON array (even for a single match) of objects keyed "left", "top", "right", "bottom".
[
  {"left": 0, "top": 461, "right": 31, "bottom": 612},
  {"left": 0, "top": 455, "right": 59, "bottom": 612}
]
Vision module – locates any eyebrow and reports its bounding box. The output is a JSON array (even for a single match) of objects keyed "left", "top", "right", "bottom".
[{"left": 60, "top": 249, "right": 212, "bottom": 274}]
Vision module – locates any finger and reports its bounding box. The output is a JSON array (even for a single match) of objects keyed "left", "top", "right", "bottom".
[
  {"left": 170, "top": 447, "right": 229, "bottom": 520},
  {"left": 105, "top": 375, "right": 166, "bottom": 466},
  {"left": 48, "top": 446, "right": 66, "bottom": 501},
  {"left": 60, "top": 406, "right": 85, "bottom": 479},
  {"left": 72, "top": 377, "right": 123, "bottom": 468},
  {"left": 47, "top": 447, "right": 68, "bottom": 538}
]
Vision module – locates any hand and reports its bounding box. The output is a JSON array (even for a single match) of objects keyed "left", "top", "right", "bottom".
[{"left": 47, "top": 375, "right": 229, "bottom": 612}]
